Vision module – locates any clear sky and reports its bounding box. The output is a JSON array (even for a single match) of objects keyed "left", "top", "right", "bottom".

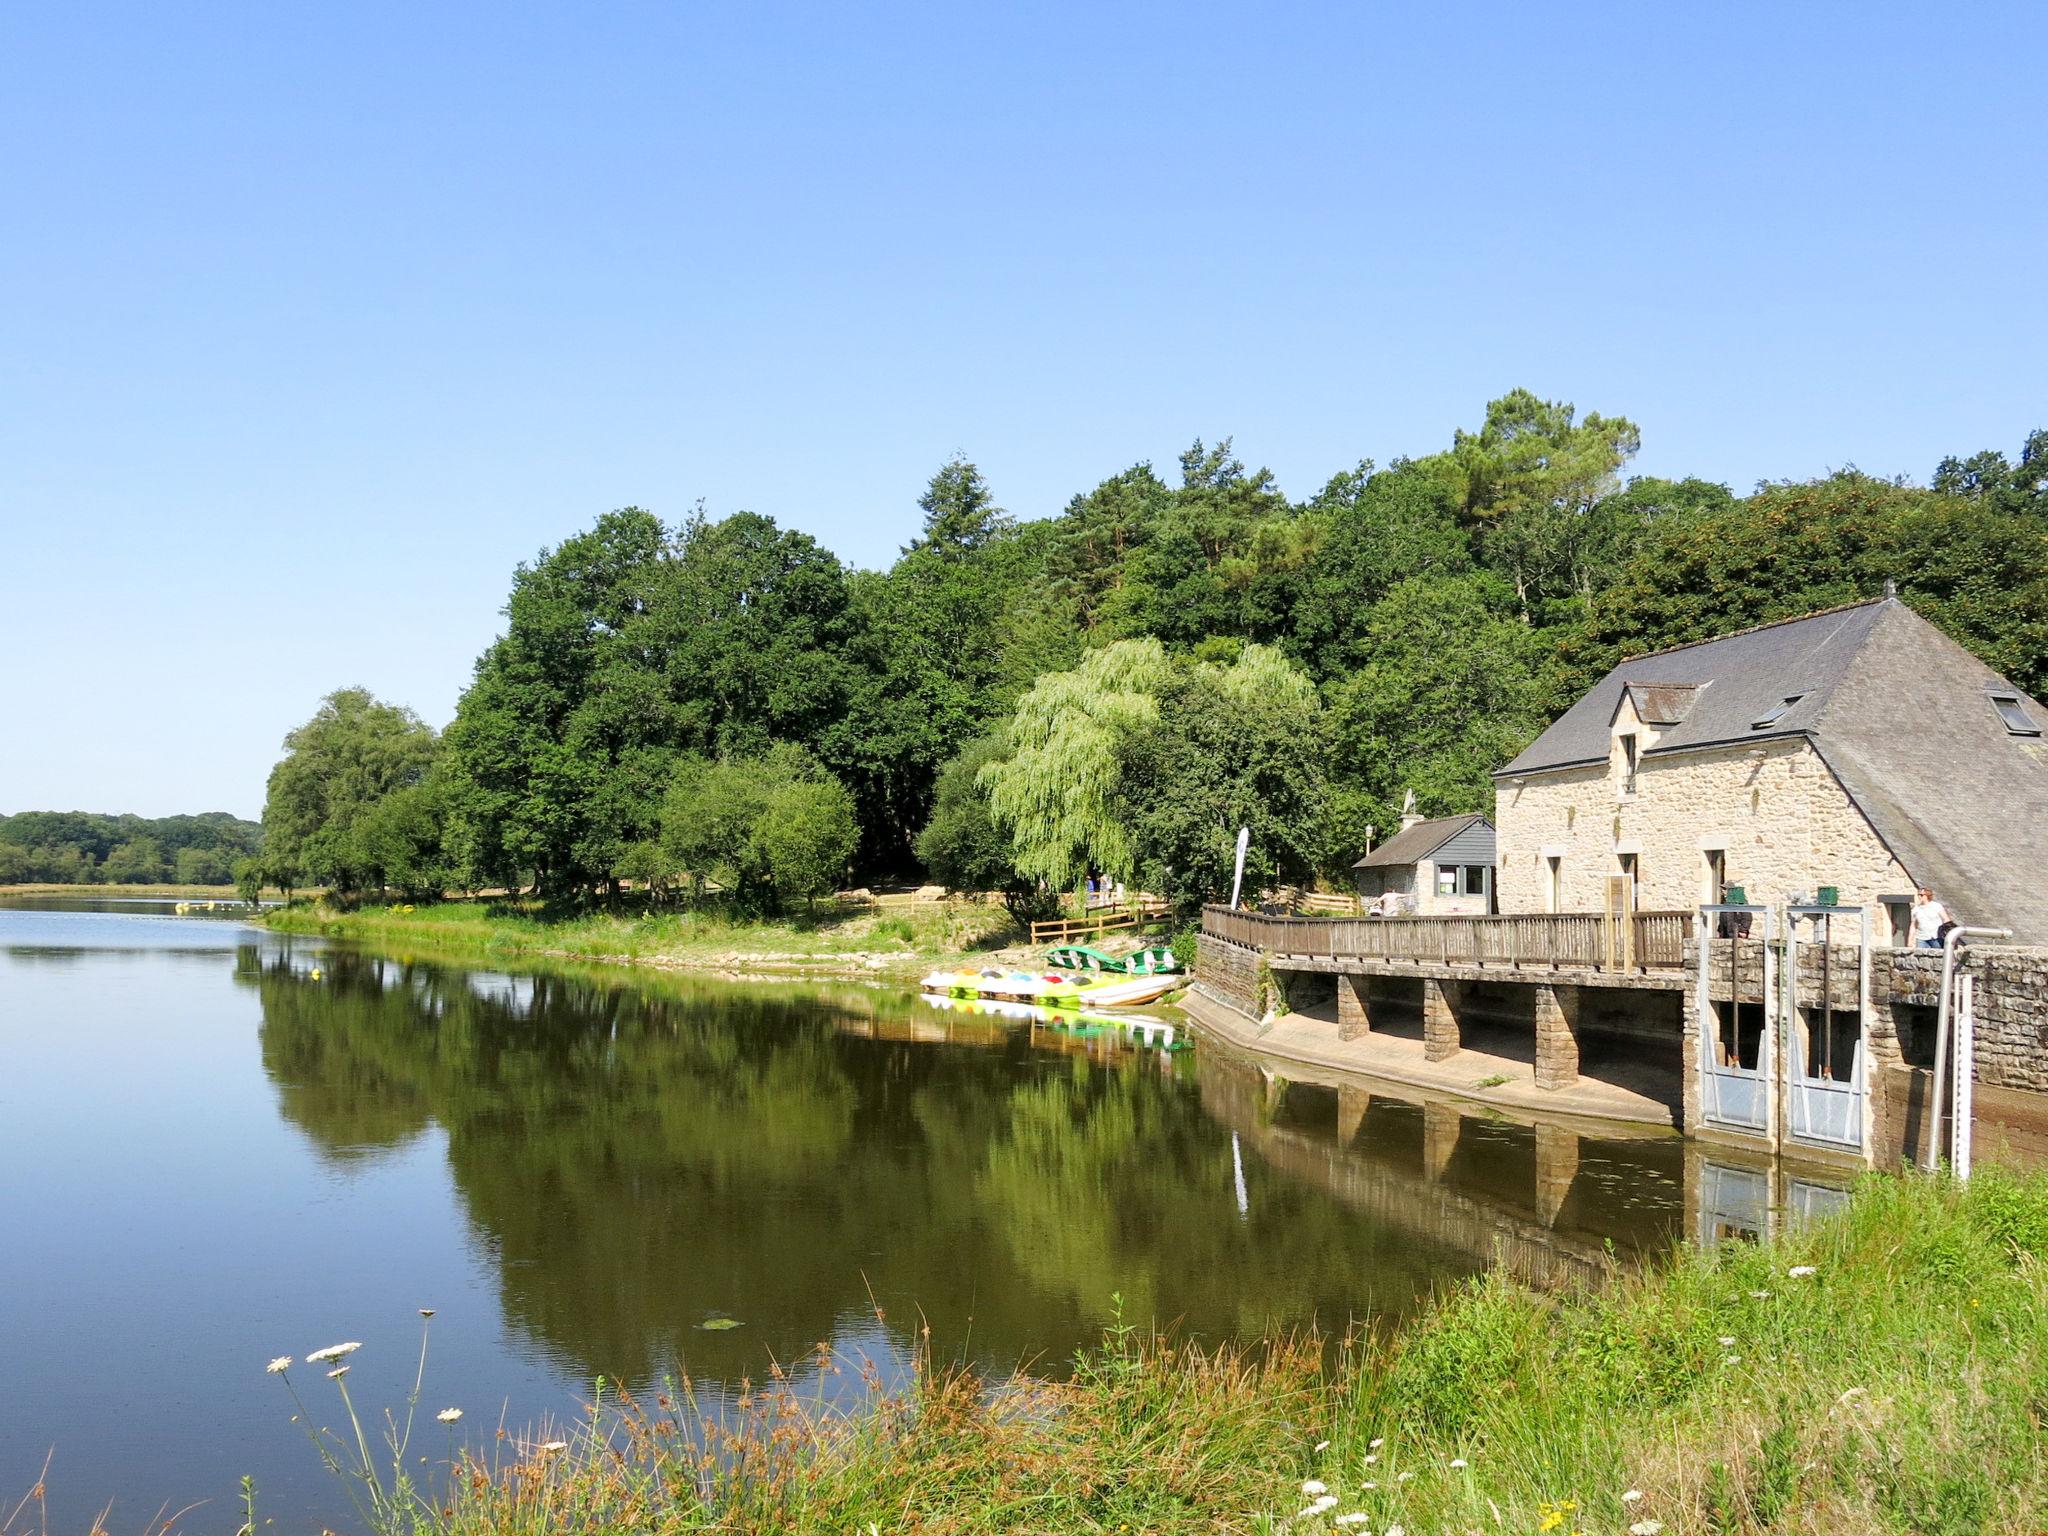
[{"left": 2, "top": 1, "right": 2042, "bottom": 820}]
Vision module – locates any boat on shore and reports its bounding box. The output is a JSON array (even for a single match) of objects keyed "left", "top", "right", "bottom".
[{"left": 918, "top": 965, "right": 1181, "bottom": 1009}]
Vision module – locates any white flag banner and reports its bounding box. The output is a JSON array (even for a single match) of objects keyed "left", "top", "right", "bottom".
[{"left": 1229, "top": 825, "right": 1250, "bottom": 909}]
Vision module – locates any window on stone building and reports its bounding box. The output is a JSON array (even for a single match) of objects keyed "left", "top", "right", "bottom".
[
  {"left": 1703, "top": 848, "right": 1727, "bottom": 905},
  {"left": 1620, "top": 732, "right": 1639, "bottom": 795},
  {"left": 1545, "top": 855, "right": 1562, "bottom": 913}
]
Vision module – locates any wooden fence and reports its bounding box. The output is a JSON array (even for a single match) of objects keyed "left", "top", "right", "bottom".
[
  {"left": 1030, "top": 900, "right": 1173, "bottom": 946},
  {"left": 1202, "top": 905, "right": 1688, "bottom": 974}
]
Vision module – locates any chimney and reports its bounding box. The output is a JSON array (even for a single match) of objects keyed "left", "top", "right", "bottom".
[{"left": 1399, "top": 789, "right": 1424, "bottom": 833}]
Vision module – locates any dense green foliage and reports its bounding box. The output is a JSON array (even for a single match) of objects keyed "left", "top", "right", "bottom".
[
  {"left": 0, "top": 809, "right": 261, "bottom": 885},
  {"left": 259, "top": 396, "right": 2048, "bottom": 910},
  {"left": 262, "top": 688, "right": 443, "bottom": 897}
]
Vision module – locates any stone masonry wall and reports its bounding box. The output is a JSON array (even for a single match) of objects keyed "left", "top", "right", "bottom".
[{"left": 1497, "top": 734, "right": 1913, "bottom": 918}]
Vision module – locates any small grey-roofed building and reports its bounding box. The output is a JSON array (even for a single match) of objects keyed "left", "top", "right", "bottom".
[
  {"left": 1353, "top": 811, "right": 1497, "bottom": 915},
  {"left": 1493, "top": 594, "right": 2048, "bottom": 943}
]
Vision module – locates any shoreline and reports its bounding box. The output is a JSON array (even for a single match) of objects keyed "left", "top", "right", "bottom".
[{"left": 259, "top": 897, "right": 1049, "bottom": 986}]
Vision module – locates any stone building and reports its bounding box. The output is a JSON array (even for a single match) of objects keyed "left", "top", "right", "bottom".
[
  {"left": 1493, "top": 595, "right": 2048, "bottom": 944},
  {"left": 1351, "top": 808, "right": 1496, "bottom": 915}
]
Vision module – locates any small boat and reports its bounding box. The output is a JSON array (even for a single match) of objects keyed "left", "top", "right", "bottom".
[
  {"left": 918, "top": 965, "right": 1181, "bottom": 1009},
  {"left": 1043, "top": 943, "right": 1182, "bottom": 976}
]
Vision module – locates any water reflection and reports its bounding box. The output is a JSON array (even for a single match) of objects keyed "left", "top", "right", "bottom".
[{"left": 244, "top": 946, "right": 1471, "bottom": 1387}]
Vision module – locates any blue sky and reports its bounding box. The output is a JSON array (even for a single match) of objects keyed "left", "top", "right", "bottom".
[{"left": 3, "top": 1, "right": 2042, "bottom": 819}]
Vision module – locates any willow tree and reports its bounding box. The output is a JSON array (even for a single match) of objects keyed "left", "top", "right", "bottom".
[{"left": 978, "top": 638, "right": 1172, "bottom": 891}]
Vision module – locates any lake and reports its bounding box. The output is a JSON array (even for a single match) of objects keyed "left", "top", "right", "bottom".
[{"left": 0, "top": 896, "right": 1716, "bottom": 1530}]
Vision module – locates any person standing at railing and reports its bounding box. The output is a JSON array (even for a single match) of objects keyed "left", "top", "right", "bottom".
[{"left": 1910, "top": 887, "right": 1953, "bottom": 949}]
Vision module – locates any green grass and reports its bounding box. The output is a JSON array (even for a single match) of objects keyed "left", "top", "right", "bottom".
[
  {"left": 263, "top": 894, "right": 1023, "bottom": 978},
  {"left": 161, "top": 1167, "right": 2047, "bottom": 1536}
]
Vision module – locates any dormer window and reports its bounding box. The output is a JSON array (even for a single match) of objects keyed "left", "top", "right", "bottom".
[
  {"left": 1751, "top": 694, "right": 1805, "bottom": 730},
  {"left": 1989, "top": 692, "right": 2041, "bottom": 736}
]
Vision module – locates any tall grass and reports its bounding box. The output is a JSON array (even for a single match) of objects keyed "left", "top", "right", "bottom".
[
  {"left": 17, "top": 1170, "right": 2045, "bottom": 1534},
  {"left": 210, "top": 1168, "right": 2048, "bottom": 1535}
]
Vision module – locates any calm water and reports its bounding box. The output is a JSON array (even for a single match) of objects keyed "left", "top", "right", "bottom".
[{"left": 1, "top": 897, "right": 1709, "bottom": 1530}]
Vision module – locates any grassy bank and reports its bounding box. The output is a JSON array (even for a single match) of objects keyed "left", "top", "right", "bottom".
[
  {"left": 263, "top": 895, "right": 1031, "bottom": 979},
  {"left": 212, "top": 1168, "right": 2046, "bottom": 1536}
]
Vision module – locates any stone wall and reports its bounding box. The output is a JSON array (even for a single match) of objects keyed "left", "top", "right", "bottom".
[
  {"left": 1196, "top": 935, "right": 1263, "bottom": 1017},
  {"left": 1496, "top": 734, "right": 1913, "bottom": 919}
]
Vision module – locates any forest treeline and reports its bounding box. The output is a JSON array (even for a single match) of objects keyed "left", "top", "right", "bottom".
[
  {"left": 255, "top": 390, "right": 2048, "bottom": 915},
  {"left": 0, "top": 810, "right": 263, "bottom": 886}
]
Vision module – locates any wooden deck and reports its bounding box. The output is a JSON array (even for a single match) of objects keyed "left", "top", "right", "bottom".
[{"left": 1203, "top": 904, "right": 1688, "bottom": 979}]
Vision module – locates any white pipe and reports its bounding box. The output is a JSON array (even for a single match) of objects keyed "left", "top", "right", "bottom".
[
  {"left": 1955, "top": 973, "right": 1976, "bottom": 1179},
  {"left": 1924, "top": 926, "right": 2010, "bottom": 1173}
]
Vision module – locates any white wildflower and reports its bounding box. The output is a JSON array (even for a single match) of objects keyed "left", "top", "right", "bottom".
[
  {"left": 1312, "top": 1494, "right": 1339, "bottom": 1513},
  {"left": 1314, "top": 1439, "right": 1330, "bottom": 1452},
  {"left": 436, "top": 1408, "right": 463, "bottom": 1423},
  {"left": 1334, "top": 1517, "right": 1371, "bottom": 1529},
  {"left": 1749, "top": 1289, "right": 1772, "bottom": 1299},
  {"left": 539, "top": 1440, "right": 568, "bottom": 1453},
  {"left": 1450, "top": 1457, "right": 1468, "bottom": 1468},
  {"left": 1723, "top": 1354, "right": 1741, "bottom": 1365},
  {"left": 327, "top": 1366, "right": 350, "bottom": 1378},
  {"left": 1386, "top": 1525, "right": 1405, "bottom": 1536},
  {"left": 1302, "top": 1479, "right": 1328, "bottom": 1496},
  {"left": 306, "top": 1342, "right": 362, "bottom": 1364},
  {"left": 1717, "top": 1335, "right": 1736, "bottom": 1346},
  {"left": 1629, "top": 1521, "right": 1663, "bottom": 1536},
  {"left": 1360, "top": 1481, "right": 1376, "bottom": 1490},
  {"left": 1369, "top": 1437, "right": 1385, "bottom": 1449},
  {"left": 1363, "top": 1453, "right": 1378, "bottom": 1465},
  {"left": 1622, "top": 1489, "right": 1644, "bottom": 1504},
  {"left": 1397, "top": 1470, "right": 1414, "bottom": 1482},
  {"left": 266, "top": 1356, "right": 292, "bottom": 1374},
  {"left": 1788, "top": 1265, "right": 1817, "bottom": 1278}
]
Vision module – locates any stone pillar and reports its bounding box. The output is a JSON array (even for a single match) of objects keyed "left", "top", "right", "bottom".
[
  {"left": 1422, "top": 1099, "right": 1461, "bottom": 1180},
  {"left": 1423, "top": 978, "right": 1461, "bottom": 1062},
  {"left": 1337, "top": 1085, "right": 1370, "bottom": 1145},
  {"left": 1336, "top": 974, "right": 1371, "bottom": 1041},
  {"left": 1534, "top": 984, "right": 1581, "bottom": 1090},
  {"left": 1534, "top": 1122, "right": 1580, "bottom": 1227}
]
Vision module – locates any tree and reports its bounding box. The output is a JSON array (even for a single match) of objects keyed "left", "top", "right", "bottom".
[
  {"left": 755, "top": 778, "right": 858, "bottom": 911},
  {"left": 234, "top": 856, "right": 265, "bottom": 906},
  {"left": 1324, "top": 571, "right": 1554, "bottom": 863},
  {"left": 658, "top": 745, "right": 854, "bottom": 912},
  {"left": 175, "top": 846, "right": 232, "bottom": 886},
  {"left": 905, "top": 455, "right": 1011, "bottom": 557},
  {"left": 354, "top": 780, "right": 452, "bottom": 899},
  {"left": 103, "top": 838, "right": 168, "bottom": 884},
  {"left": 915, "top": 734, "right": 1051, "bottom": 921},
  {"left": 441, "top": 508, "right": 676, "bottom": 897},
  {"left": 263, "top": 688, "right": 439, "bottom": 895},
  {"left": 1120, "top": 646, "right": 1329, "bottom": 917},
  {"left": 979, "top": 639, "right": 1173, "bottom": 891}
]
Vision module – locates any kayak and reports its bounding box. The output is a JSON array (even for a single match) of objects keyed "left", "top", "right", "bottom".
[{"left": 918, "top": 966, "right": 1181, "bottom": 1009}]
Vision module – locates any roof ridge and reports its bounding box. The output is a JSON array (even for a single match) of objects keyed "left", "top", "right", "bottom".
[{"left": 1615, "top": 596, "right": 1888, "bottom": 666}]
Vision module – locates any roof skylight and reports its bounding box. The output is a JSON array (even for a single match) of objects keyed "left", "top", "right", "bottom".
[
  {"left": 1751, "top": 694, "right": 1805, "bottom": 730},
  {"left": 1989, "top": 693, "right": 2041, "bottom": 736}
]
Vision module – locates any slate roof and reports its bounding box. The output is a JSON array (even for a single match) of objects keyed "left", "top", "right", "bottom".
[
  {"left": 1498, "top": 597, "right": 2048, "bottom": 941},
  {"left": 1353, "top": 813, "right": 1492, "bottom": 869}
]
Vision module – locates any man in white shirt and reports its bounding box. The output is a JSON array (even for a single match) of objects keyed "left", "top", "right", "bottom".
[{"left": 1909, "top": 887, "right": 1952, "bottom": 949}]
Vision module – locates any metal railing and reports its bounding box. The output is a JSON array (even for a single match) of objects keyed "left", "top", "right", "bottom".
[{"left": 1201, "top": 905, "right": 1688, "bottom": 973}]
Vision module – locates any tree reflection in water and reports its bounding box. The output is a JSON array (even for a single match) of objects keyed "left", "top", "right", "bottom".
[{"left": 247, "top": 944, "right": 1656, "bottom": 1398}]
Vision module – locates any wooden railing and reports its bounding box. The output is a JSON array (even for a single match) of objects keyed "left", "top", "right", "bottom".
[
  {"left": 1031, "top": 900, "right": 1173, "bottom": 946},
  {"left": 1201, "top": 905, "right": 1688, "bottom": 974}
]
